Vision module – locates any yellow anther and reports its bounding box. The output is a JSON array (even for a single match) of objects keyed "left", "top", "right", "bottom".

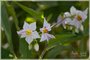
[
  {"left": 77, "top": 15, "right": 82, "bottom": 21},
  {"left": 43, "top": 28, "right": 48, "bottom": 33},
  {"left": 26, "top": 29, "right": 32, "bottom": 35}
]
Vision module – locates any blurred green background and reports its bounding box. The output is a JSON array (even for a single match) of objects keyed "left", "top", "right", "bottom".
[{"left": 1, "top": 1, "right": 89, "bottom": 59}]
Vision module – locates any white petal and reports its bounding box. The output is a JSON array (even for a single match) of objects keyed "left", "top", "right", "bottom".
[
  {"left": 62, "top": 18, "right": 72, "bottom": 29},
  {"left": 40, "top": 28, "right": 43, "bottom": 32},
  {"left": 29, "top": 22, "right": 36, "bottom": 31},
  {"left": 34, "top": 43, "right": 39, "bottom": 51},
  {"left": 71, "top": 19, "right": 81, "bottom": 29},
  {"left": 32, "top": 31, "right": 40, "bottom": 39},
  {"left": 40, "top": 33, "right": 47, "bottom": 42},
  {"left": 56, "top": 15, "right": 63, "bottom": 27},
  {"left": 64, "top": 12, "right": 71, "bottom": 17},
  {"left": 23, "top": 22, "right": 30, "bottom": 29},
  {"left": 25, "top": 36, "right": 33, "bottom": 44},
  {"left": 83, "top": 8, "right": 88, "bottom": 15},
  {"left": 21, "top": 33, "right": 26, "bottom": 38},
  {"left": 17, "top": 29, "right": 25, "bottom": 35},
  {"left": 70, "top": 6, "right": 77, "bottom": 15},
  {"left": 64, "top": 18, "right": 72, "bottom": 24},
  {"left": 43, "top": 18, "right": 51, "bottom": 31},
  {"left": 80, "top": 25, "right": 84, "bottom": 31},
  {"left": 17, "top": 30, "right": 26, "bottom": 38},
  {"left": 57, "top": 15, "right": 63, "bottom": 24},
  {"left": 46, "top": 33, "right": 55, "bottom": 40}
]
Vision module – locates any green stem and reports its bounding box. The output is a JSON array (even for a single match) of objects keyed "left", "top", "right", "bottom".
[{"left": 39, "top": 44, "right": 56, "bottom": 59}]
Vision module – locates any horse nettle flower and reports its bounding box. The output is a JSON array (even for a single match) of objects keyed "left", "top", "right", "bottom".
[
  {"left": 56, "top": 6, "right": 88, "bottom": 32},
  {"left": 17, "top": 22, "right": 40, "bottom": 44},
  {"left": 70, "top": 6, "right": 88, "bottom": 22},
  {"left": 69, "top": 6, "right": 88, "bottom": 32},
  {"left": 40, "top": 18, "right": 55, "bottom": 42}
]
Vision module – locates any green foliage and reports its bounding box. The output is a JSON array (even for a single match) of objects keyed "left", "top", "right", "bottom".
[{"left": 1, "top": 2, "right": 14, "bottom": 55}]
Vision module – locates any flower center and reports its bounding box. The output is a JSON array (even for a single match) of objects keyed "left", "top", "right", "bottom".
[
  {"left": 43, "top": 28, "right": 48, "bottom": 33},
  {"left": 26, "top": 29, "right": 32, "bottom": 35},
  {"left": 77, "top": 15, "right": 82, "bottom": 21}
]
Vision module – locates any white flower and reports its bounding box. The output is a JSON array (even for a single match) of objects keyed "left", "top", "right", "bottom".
[
  {"left": 56, "top": 6, "right": 88, "bottom": 32},
  {"left": 70, "top": 6, "right": 87, "bottom": 22},
  {"left": 70, "top": 6, "right": 88, "bottom": 31},
  {"left": 40, "top": 18, "right": 55, "bottom": 42},
  {"left": 17, "top": 22, "right": 40, "bottom": 44}
]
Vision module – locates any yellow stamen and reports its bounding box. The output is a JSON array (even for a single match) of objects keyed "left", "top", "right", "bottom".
[
  {"left": 77, "top": 15, "right": 82, "bottom": 21},
  {"left": 26, "top": 29, "right": 32, "bottom": 35},
  {"left": 43, "top": 28, "right": 48, "bottom": 33}
]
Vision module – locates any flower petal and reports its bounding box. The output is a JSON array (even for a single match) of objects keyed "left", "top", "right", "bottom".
[
  {"left": 61, "top": 18, "right": 72, "bottom": 29},
  {"left": 23, "top": 22, "right": 30, "bottom": 29},
  {"left": 46, "top": 33, "right": 55, "bottom": 40},
  {"left": 40, "top": 33, "right": 47, "bottom": 42},
  {"left": 43, "top": 18, "right": 51, "bottom": 31},
  {"left": 56, "top": 15, "right": 63, "bottom": 27},
  {"left": 29, "top": 22, "right": 36, "bottom": 31},
  {"left": 57, "top": 15, "right": 63, "bottom": 23},
  {"left": 17, "top": 29, "right": 26, "bottom": 38},
  {"left": 64, "top": 12, "right": 71, "bottom": 17},
  {"left": 32, "top": 31, "right": 40, "bottom": 39},
  {"left": 64, "top": 18, "right": 72, "bottom": 24},
  {"left": 25, "top": 36, "right": 33, "bottom": 44},
  {"left": 17, "top": 29, "right": 25, "bottom": 35},
  {"left": 21, "top": 33, "right": 26, "bottom": 38},
  {"left": 71, "top": 19, "right": 81, "bottom": 29},
  {"left": 62, "top": 20, "right": 66, "bottom": 29},
  {"left": 70, "top": 6, "right": 77, "bottom": 15},
  {"left": 83, "top": 8, "right": 88, "bottom": 15}
]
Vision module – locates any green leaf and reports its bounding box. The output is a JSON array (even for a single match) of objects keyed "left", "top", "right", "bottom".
[
  {"left": 14, "top": 2, "right": 43, "bottom": 21},
  {"left": 48, "top": 33, "right": 75, "bottom": 47},
  {"left": 79, "top": 36, "right": 89, "bottom": 58},
  {"left": 5, "top": 2, "right": 20, "bottom": 30},
  {"left": 1, "top": 2, "right": 14, "bottom": 55},
  {"left": 19, "top": 38, "right": 36, "bottom": 58},
  {"left": 1, "top": 47, "right": 14, "bottom": 59},
  {"left": 48, "top": 32, "right": 88, "bottom": 48},
  {"left": 44, "top": 45, "right": 73, "bottom": 58}
]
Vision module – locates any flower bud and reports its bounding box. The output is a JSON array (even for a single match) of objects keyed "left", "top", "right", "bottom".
[{"left": 34, "top": 43, "right": 39, "bottom": 51}]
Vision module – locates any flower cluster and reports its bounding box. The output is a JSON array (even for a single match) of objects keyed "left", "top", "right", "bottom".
[
  {"left": 17, "top": 17, "right": 55, "bottom": 51},
  {"left": 17, "top": 6, "right": 88, "bottom": 51},
  {"left": 56, "top": 6, "right": 88, "bottom": 33}
]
